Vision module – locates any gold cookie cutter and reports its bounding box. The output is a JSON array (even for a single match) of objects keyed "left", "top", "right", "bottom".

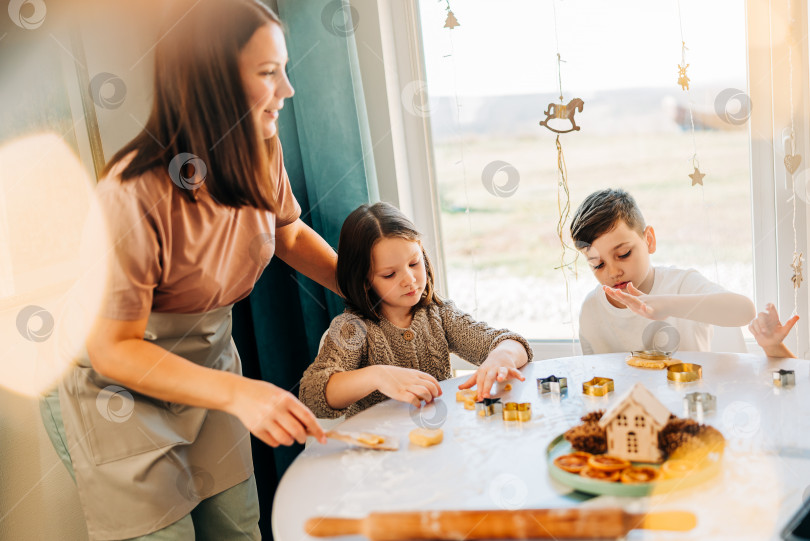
[
  {"left": 773, "top": 369, "right": 796, "bottom": 388},
  {"left": 683, "top": 391, "right": 716, "bottom": 419},
  {"left": 630, "top": 350, "right": 673, "bottom": 360},
  {"left": 582, "top": 377, "right": 614, "bottom": 397},
  {"left": 475, "top": 397, "right": 501, "bottom": 417},
  {"left": 502, "top": 402, "right": 531, "bottom": 422},
  {"left": 537, "top": 375, "right": 567, "bottom": 394},
  {"left": 667, "top": 363, "right": 702, "bottom": 383}
]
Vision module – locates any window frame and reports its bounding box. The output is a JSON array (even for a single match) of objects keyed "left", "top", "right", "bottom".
[{"left": 351, "top": 0, "right": 809, "bottom": 359}]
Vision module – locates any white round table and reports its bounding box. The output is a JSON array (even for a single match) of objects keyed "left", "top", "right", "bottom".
[{"left": 273, "top": 352, "right": 810, "bottom": 540}]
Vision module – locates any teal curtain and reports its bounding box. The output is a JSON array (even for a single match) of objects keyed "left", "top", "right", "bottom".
[{"left": 232, "top": 1, "right": 375, "bottom": 537}]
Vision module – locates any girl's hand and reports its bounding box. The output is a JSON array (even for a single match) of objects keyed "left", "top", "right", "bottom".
[
  {"left": 226, "top": 377, "right": 326, "bottom": 447},
  {"left": 458, "top": 352, "right": 526, "bottom": 400},
  {"left": 749, "top": 303, "right": 799, "bottom": 349},
  {"left": 603, "top": 283, "right": 668, "bottom": 320},
  {"left": 374, "top": 365, "right": 442, "bottom": 407}
]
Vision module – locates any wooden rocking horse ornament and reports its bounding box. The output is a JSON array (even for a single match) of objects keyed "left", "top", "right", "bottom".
[{"left": 539, "top": 98, "right": 585, "bottom": 134}]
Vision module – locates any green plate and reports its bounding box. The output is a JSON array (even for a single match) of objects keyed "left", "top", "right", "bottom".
[{"left": 546, "top": 434, "right": 722, "bottom": 497}]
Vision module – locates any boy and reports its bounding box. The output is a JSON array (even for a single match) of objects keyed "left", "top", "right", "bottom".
[{"left": 570, "top": 188, "right": 755, "bottom": 354}]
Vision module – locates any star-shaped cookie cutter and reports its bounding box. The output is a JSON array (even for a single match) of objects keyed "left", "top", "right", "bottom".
[
  {"left": 537, "top": 375, "right": 568, "bottom": 395},
  {"left": 502, "top": 402, "right": 531, "bottom": 422},
  {"left": 683, "top": 392, "right": 716, "bottom": 419},
  {"left": 475, "top": 397, "right": 501, "bottom": 417},
  {"left": 773, "top": 369, "right": 796, "bottom": 388},
  {"left": 582, "top": 377, "right": 614, "bottom": 397}
]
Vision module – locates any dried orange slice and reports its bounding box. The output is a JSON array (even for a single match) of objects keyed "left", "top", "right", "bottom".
[
  {"left": 661, "top": 459, "right": 698, "bottom": 479},
  {"left": 620, "top": 466, "right": 660, "bottom": 483},
  {"left": 587, "top": 454, "right": 631, "bottom": 472},
  {"left": 554, "top": 452, "right": 592, "bottom": 473},
  {"left": 580, "top": 465, "right": 621, "bottom": 482}
]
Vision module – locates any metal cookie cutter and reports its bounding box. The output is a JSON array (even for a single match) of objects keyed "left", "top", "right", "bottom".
[
  {"left": 773, "top": 369, "right": 796, "bottom": 388},
  {"left": 630, "top": 350, "right": 673, "bottom": 359},
  {"left": 537, "top": 375, "right": 568, "bottom": 394},
  {"left": 502, "top": 402, "right": 531, "bottom": 422},
  {"left": 683, "top": 392, "right": 716, "bottom": 419},
  {"left": 475, "top": 397, "right": 501, "bottom": 417},
  {"left": 582, "top": 377, "right": 614, "bottom": 397},
  {"left": 667, "top": 363, "right": 702, "bottom": 383}
]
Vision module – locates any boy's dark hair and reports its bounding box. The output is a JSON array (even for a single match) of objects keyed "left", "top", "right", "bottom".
[
  {"left": 337, "top": 202, "right": 441, "bottom": 322},
  {"left": 570, "top": 188, "right": 646, "bottom": 249}
]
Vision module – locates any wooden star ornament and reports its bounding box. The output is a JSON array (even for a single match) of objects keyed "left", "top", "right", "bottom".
[{"left": 689, "top": 167, "right": 705, "bottom": 186}]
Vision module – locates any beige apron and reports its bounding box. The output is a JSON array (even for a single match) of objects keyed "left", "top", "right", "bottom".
[{"left": 58, "top": 306, "right": 253, "bottom": 540}]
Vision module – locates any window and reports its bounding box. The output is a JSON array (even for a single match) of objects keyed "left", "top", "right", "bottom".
[
  {"left": 416, "top": 0, "right": 753, "bottom": 341},
  {"left": 355, "top": 0, "right": 810, "bottom": 356},
  {"left": 617, "top": 414, "right": 627, "bottom": 427},
  {"left": 635, "top": 415, "right": 646, "bottom": 428}
]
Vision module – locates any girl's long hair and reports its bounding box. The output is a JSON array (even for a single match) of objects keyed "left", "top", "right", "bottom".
[
  {"left": 337, "top": 202, "right": 441, "bottom": 322},
  {"left": 103, "top": 0, "right": 283, "bottom": 212}
]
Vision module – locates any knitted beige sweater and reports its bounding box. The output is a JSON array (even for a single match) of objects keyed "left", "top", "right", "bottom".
[{"left": 299, "top": 300, "right": 533, "bottom": 419}]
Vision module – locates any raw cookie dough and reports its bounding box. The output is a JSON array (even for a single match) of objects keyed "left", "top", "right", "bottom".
[
  {"left": 409, "top": 427, "right": 444, "bottom": 447},
  {"left": 456, "top": 389, "right": 477, "bottom": 402}
]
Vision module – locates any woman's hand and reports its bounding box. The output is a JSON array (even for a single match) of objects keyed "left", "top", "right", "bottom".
[
  {"left": 458, "top": 350, "right": 526, "bottom": 400},
  {"left": 226, "top": 377, "right": 326, "bottom": 447},
  {"left": 374, "top": 365, "right": 442, "bottom": 407},
  {"left": 749, "top": 303, "right": 799, "bottom": 357}
]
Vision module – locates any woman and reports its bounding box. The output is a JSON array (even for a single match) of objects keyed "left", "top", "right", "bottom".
[{"left": 40, "top": 1, "right": 332, "bottom": 538}]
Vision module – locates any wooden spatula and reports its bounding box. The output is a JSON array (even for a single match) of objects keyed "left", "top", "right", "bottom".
[
  {"left": 305, "top": 508, "right": 696, "bottom": 539},
  {"left": 325, "top": 430, "right": 399, "bottom": 451}
]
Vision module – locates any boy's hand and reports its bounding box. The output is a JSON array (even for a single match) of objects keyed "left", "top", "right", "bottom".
[
  {"left": 603, "top": 283, "right": 668, "bottom": 320},
  {"left": 458, "top": 352, "right": 526, "bottom": 400},
  {"left": 749, "top": 303, "right": 799, "bottom": 349},
  {"left": 374, "top": 365, "right": 442, "bottom": 407}
]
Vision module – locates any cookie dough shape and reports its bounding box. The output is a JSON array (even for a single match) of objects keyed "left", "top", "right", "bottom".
[
  {"left": 456, "top": 389, "right": 477, "bottom": 402},
  {"left": 409, "top": 427, "right": 444, "bottom": 447}
]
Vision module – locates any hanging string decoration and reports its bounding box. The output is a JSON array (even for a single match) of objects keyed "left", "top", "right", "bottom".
[
  {"left": 786, "top": 0, "right": 803, "bottom": 310},
  {"left": 438, "top": 1, "right": 478, "bottom": 315},
  {"left": 539, "top": 1, "right": 583, "bottom": 294},
  {"left": 441, "top": 0, "right": 460, "bottom": 29},
  {"left": 677, "top": 58, "right": 690, "bottom": 91},
  {"left": 676, "top": 0, "right": 720, "bottom": 283},
  {"left": 676, "top": 33, "right": 704, "bottom": 186}
]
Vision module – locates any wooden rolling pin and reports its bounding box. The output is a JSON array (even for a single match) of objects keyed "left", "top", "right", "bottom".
[{"left": 305, "top": 508, "right": 696, "bottom": 540}]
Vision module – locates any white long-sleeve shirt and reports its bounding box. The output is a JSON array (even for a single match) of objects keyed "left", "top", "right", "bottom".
[{"left": 578, "top": 266, "right": 725, "bottom": 354}]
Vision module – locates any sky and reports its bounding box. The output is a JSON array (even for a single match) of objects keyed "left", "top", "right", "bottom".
[{"left": 419, "top": 0, "right": 748, "bottom": 97}]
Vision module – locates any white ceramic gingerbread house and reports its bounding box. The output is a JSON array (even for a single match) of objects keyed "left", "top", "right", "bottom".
[{"left": 598, "top": 383, "right": 671, "bottom": 463}]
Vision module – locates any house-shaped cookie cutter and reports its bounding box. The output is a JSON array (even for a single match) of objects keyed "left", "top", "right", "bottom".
[
  {"left": 583, "top": 377, "right": 614, "bottom": 397},
  {"left": 667, "top": 363, "right": 702, "bottom": 383},
  {"left": 502, "top": 402, "right": 531, "bottom": 422},
  {"left": 683, "top": 392, "right": 716, "bottom": 419},
  {"left": 537, "top": 375, "right": 567, "bottom": 394},
  {"left": 475, "top": 397, "right": 501, "bottom": 417},
  {"left": 773, "top": 369, "right": 796, "bottom": 388}
]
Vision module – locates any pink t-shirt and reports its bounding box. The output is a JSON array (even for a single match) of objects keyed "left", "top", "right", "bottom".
[{"left": 97, "top": 139, "right": 301, "bottom": 320}]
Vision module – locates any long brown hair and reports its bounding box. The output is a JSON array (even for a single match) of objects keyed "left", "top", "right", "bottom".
[
  {"left": 337, "top": 202, "right": 441, "bottom": 322},
  {"left": 103, "top": 0, "right": 283, "bottom": 211}
]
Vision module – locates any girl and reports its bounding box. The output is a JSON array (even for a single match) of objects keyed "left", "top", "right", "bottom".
[{"left": 300, "top": 202, "right": 533, "bottom": 418}]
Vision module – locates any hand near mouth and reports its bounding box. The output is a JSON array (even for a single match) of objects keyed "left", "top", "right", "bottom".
[{"left": 602, "top": 282, "right": 665, "bottom": 320}]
